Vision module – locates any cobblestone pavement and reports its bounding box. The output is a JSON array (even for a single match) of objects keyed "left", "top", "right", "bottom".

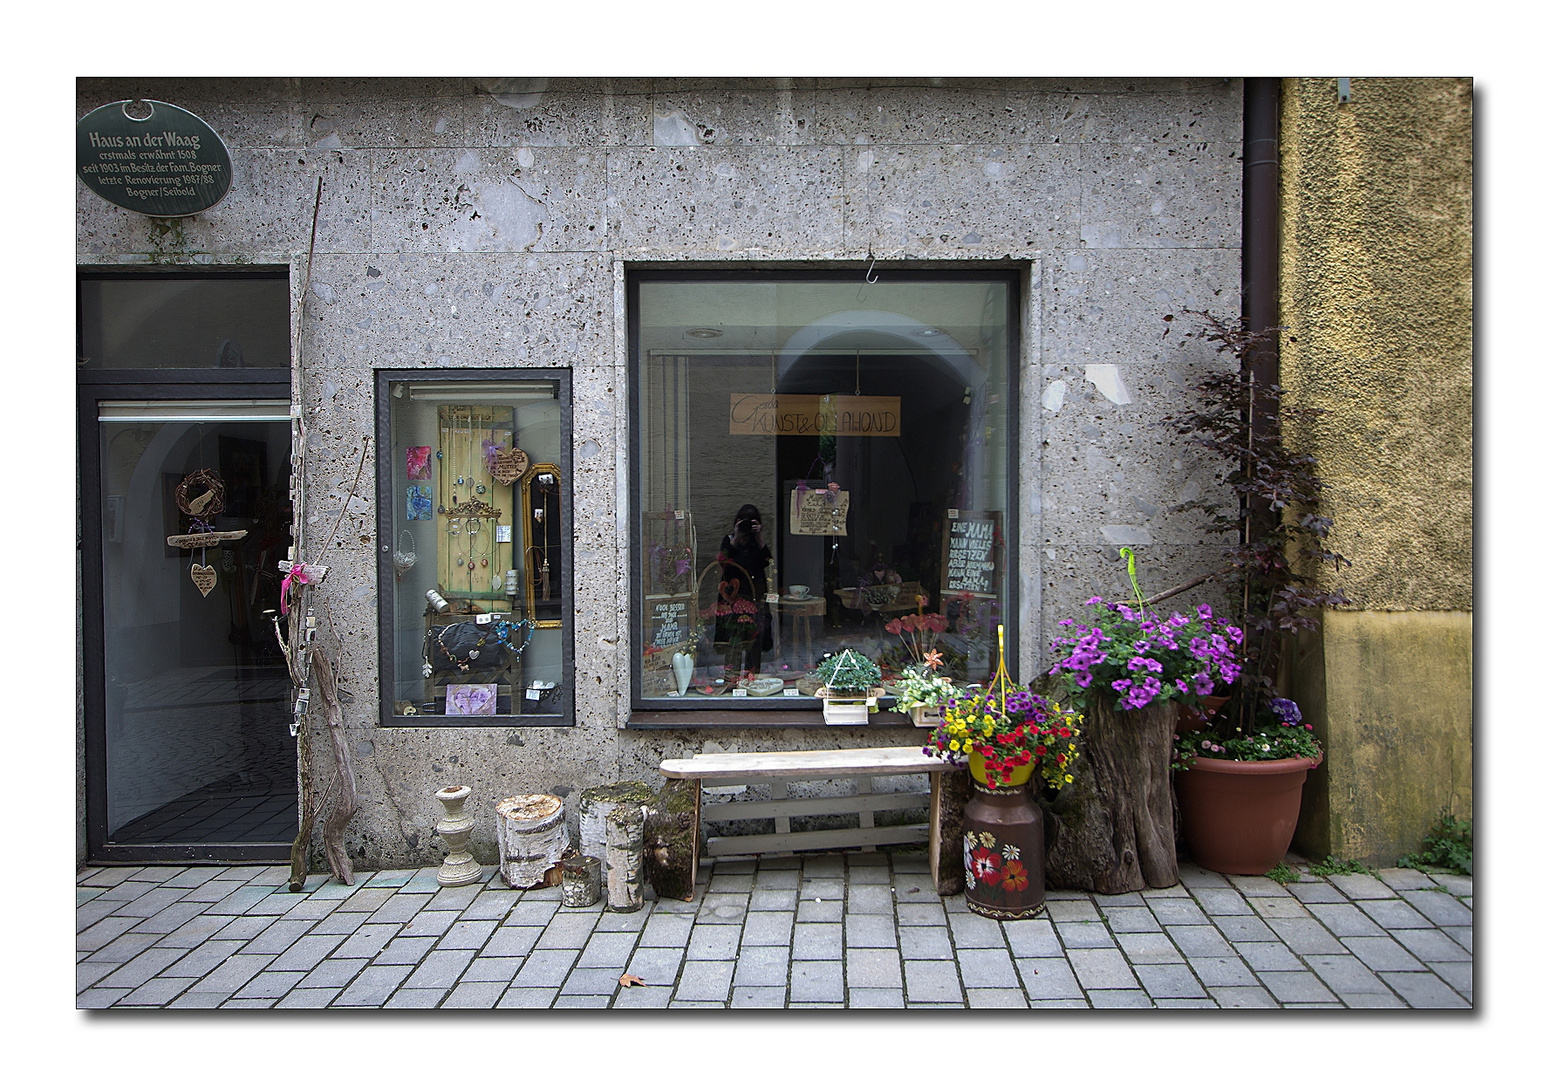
[{"left": 75, "top": 851, "right": 1472, "bottom": 1009}]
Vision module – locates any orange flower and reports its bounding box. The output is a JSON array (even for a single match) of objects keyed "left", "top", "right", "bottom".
[
  {"left": 1000, "top": 860, "right": 1028, "bottom": 892},
  {"left": 923, "top": 649, "right": 944, "bottom": 670}
]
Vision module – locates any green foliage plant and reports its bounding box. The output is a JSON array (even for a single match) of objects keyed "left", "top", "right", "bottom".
[
  {"left": 814, "top": 649, "right": 882, "bottom": 697},
  {"left": 1397, "top": 812, "right": 1472, "bottom": 876},
  {"left": 1265, "top": 863, "right": 1300, "bottom": 884},
  {"left": 1307, "top": 855, "right": 1370, "bottom": 877}
]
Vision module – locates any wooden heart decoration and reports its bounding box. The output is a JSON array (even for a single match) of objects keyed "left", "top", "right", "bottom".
[
  {"left": 718, "top": 579, "right": 740, "bottom": 604},
  {"left": 488, "top": 447, "right": 529, "bottom": 486},
  {"left": 190, "top": 563, "right": 217, "bottom": 597}
]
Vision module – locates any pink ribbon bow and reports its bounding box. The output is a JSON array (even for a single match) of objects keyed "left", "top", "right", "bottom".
[{"left": 280, "top": 563, "right": 315, "bottom": 615}]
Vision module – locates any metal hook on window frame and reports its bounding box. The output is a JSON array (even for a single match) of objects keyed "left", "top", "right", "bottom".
[{"left": 864, "top": 253, "right": 879, "bottom": 285}]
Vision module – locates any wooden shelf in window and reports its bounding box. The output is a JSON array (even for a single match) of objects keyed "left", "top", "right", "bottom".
[{"left": 626, "top": 708, "right": 919, "bottom": 730}]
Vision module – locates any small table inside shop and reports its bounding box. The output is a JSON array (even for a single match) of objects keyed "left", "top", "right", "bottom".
[{"left": 767, "top": 594, "right": 826, "bottom": 670}]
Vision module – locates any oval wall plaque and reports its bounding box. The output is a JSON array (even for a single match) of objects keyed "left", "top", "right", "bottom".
[{"left": 76, "top": 99, "right": 233, "bottom": 217}]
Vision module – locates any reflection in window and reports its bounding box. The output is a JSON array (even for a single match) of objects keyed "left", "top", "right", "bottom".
[{"left": 632, "top": 273, "right": 1016, "bottom": 709}]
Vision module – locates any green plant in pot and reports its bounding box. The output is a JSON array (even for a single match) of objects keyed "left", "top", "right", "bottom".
[
  {"left": 1158, "top": 311, "right": 1350, "bottom": 875},
  {"left": 883, "top": 612, "right": 955, "bottom": 726},
  {"left": 813, "top": 649, "right": 883, "bottom": 725}
]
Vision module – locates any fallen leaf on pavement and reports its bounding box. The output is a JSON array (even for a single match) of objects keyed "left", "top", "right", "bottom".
[{"left": 619, "top": 973, "right": 646, "bottom": 987}]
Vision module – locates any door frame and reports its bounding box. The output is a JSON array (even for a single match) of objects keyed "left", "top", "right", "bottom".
[{"left": 79, "top": 269, "right": 294, "bottom": 864}]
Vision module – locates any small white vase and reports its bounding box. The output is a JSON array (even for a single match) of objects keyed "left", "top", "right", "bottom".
[{"left": 672, "top": 651, "right": 694, "bottom": 695}]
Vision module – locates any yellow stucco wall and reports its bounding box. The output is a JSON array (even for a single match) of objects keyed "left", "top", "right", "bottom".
[{"left": 1278, "top": 78, "right": 1473, "bottom": 863}]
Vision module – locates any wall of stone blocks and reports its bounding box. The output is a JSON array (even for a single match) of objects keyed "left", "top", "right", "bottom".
[{"left": 78, "top": 77, "right": 1244, "bottom": 868}]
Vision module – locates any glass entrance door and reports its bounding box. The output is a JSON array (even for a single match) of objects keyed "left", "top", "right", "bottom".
[{"left": 95, "top": 402, "right": 295, "bottom": 854}]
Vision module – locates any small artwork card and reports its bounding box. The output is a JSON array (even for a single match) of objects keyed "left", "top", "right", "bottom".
[
  {"left": 446, "top": 683, "right": 498, "bottom": 716},
  {"left": 407, "top": 485, "right": 432, "bottom": 520},
  {"left": 406, "top": 446, "right": 432, "bottom": 481}
]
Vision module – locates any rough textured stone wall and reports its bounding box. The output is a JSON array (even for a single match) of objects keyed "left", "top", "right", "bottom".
[
  {"left": 78, "top": 77, "right": 1245, "bottom": 868},
  {"left": 1278, "top": 78, "right": 1474, "bottom": 862}
]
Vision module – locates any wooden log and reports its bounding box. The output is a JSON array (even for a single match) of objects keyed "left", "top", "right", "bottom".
[
  {"left": 1043, "top": 699, "right": 1179, "bottom": 893},
  {"left": 311, "top": 646, "right": 358, "bottom": 886},
  {"left": 495, "top": 794, "right": 567, "bottom": 888},
  {"left": 577, "top": 781, "right": 655, "bottom": 864},
  {"left": 642, "top": 779, "right": 700, "bottom": 902},
  {"left": 604, "top": 803, "right": 646, "bottom": 912},
  {"left": 929, "top": 769, "right": 970, "bottom": 896},
  {"left": 561, "top": 855, "right": 601, "bottom": 907}
]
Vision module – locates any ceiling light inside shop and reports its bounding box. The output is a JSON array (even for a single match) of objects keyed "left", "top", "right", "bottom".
[{"left": 685, "top": 327, "right": 724, "bottom": 339}]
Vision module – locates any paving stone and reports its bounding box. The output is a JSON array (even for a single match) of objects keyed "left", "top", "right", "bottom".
[
  {"left": 1178, "top": 865, "right": 1230, "bottom": 889},
  {"left": 1114, "top": 932, "right": 1183, "bottom": 964},
  {"left": 749, "top": 888, "right": 799, "bottom": 911},
  {"left": 400, "top": 907, "right": 462, "bottom": 937},
  {"left": 1164, "top": 923, "right": 1237, "bottom": 958},
  {"left": 1136, "top": 963, "right": 1208, "bottom": 999},
  {"left": 1337, "top": 991, "right": 1407, "bottom": 1008},
  {"left": 676, "top": 959, "right": 736, "bottom": 1001},
  {"left": 1100, "top": 905, "right": 1165, "bottom": 933},
  {"left": 845, "top": 913, "right": 897, "bottom": 948},
  {"left": 249, "top": 867, "right": 293, "bottom": 887},
  {"left": 959, "top": 948, "right": 1020, "bottom": 989},
  {"left": 240, "top": 919, "right": 314, "bottom": 955},
  {"left": 166, "top": 866, "right": 225, "bottom": 889},
  {"left": 706, "top": 871, "right": 755, "bottom": 893},
  {"left": 1225, "top": 875, "right": 1292, "bottom": 897},
  {"left": 1327, "top": 873, "right": 1396, "bottom": 901},
  {"left": 1019, "top": 957, "right": 1084, "bottom": 999},
  {"left": 1092, "top": 892, "right": 1146, "bottom": 907},
  {"left": 1056, "top": 920, "right": 1114, "bottom": 948},
  {"left": 846, "top": 884, "right": 894, "bottom": 913},
  {"left": 894, "top": 875, "right": 938, "bottom": 900},
  {"left": 896, "top": 903, "right": 948, "bottom": 926},
  {"left": 1402, "top": 889, "right": 1473, "bottom": 927},
  {"left": 297, "top": 957, "right": 372, "bottom": 989},
  {"left": 536, "top": 911, "right": 602, "bottom": 949},
  {"left": 1210, "top": 915, "right": 1280, "bottom": 943},
  {"left": 463, "top": 891, "right": 521, "bottom": 921},
  {"left": 336, "top": 889, "right": 393, "bottom": 914},
  {"left": 904, "top": 959, "right": 962, "bottom": 1002},
  {"left": 1155, "top": 997, "right": 1220, "bottom": 1008},
  {"left": 81, "top": 867, "right": 138, "bottom": 887},
  {"left": 800, "top": 878, "right": 846, "bottom": 900},
  {"left": 118, "top": 977, "right": 199, "bottom": 1006},
  {"left": 1377, "top": 866, "right": 1436, "bottom": 891},
  {"left": 78, "top": 916, "right": 144, "bottom": 951},
  {"left": 211, "top": 916, "right": 277, "bottom": 941},
  {"left": 335, "top": 922, "right": 399, "bottom": 959},
  {"left": 1209, "top": 984, "right": 1279, "bottom": 1008},
  {"left": 511, "top": 949, "right": 579, "bottom": 987},
  {"left": 1141, "top": 883, "right": 1191, "bottom": 899},
  {"left": 503, "top": 900, "right": 562, "bottom": 926},
  {"left": 796, "top": 899, "right": 844, "bottom": 922},
  {"left": 792, "top": 922, "right": 843, "bottom": 961},
  {"left": 136, "top": 902, "right": 211, "bottom": 936},
  {"left": 1232, "top": 939, "right": 1306, "bottom": 971},
  {"left": 248, "top": 892, "right": 312, "bottom": 917},
  {"left": 461, "top": 955, "right": 523, "bottom": 982},
  {"left": 1430, "top": 873, "right": 1473, "bottom": 896},
  {"left": 86, "top": 934, "right": 161, "bottom": 966},
  {"left": 77, "top": 962, "right": 120, "bottom": 993},
  {"left": 627, "top": 946, "right": 686, "bottom": 985},
  {"left": 400, "top": 867, "right": 445, "bottom": 894},
  {"left": 1307, "top": 953, "right": 1393, "bottom": 995},
  {"left": 1285, "top": 882, "right": 1345, "bottom": 905},
  {"left": 440, "top": 981, "right": 505, "bottom": 1008},
  {"left": 640, "top": 913, "right": 695, "bottom": 947},
  {"left": 845, "top": 947, "right": 903, "bottom": 988},
  {"left": 479, "top": 926, "right": 544, "bottom": 961},
  {"left": 77, "top": 987, "right": 132, "bottom": 1009},
  {"left": 1305, "top": 903, "right": 1386, "bottom": 937},
  {"left": 1147, "top": 897, "right": 1210, "bottom": 924},
  {"left": 696, "top": 894, "right": 750, "bottom": 924},
  {"left": 1267, "top": 917, "right": 1347, "bottom": 955},
  {"left": 942, "top": 894, "right": 970, "bottom": 914},
  {"left": 1259, "top": 970, "right": 1339, "bottom": 1004},
  {"left": 1444, "top": 925, "right": 1473, "bottom": 952},
  {"left": 900, "top": 925, "right": 954, "bottom": 960},
  {"left": 497, "top": 987, "right": 559, "bottom": 1009},
  {"left": 163, "top": 938, "right": 244, "bottom": 978},
  {"left": 311, "top": 910, "right": 371, "bottom": 936},
  {"left": 1046, "top": 899, "right": 1100, "bottom": 921},
  {"left": 234, "top": 969, "right": 307, "bottom": 999},
  {"left": 364, "top": 894, "right": 431, "bottom": 924},
  {"left": 803, "top": 854, "right": 847, "bottom": 877},
  {"left": 743, "top": 910, "right": 795, "bottom": 946},
  {"left": 191, "top": 953, "right": 273, "bottom": 994},
  {"left": 578, "top": 932, "right": 639, "bottom": 968},
  {"left": 1246, "top": 896, "right": 1306, "bottom": 919},
  {"left": 1428, "top": 961, "right": 1473, "bottom": 999},
  {"left": 1066, "top": 948, "right": 1138, "bottom": 990},
  {"left": 754, "top": 868, "right": 801, "bottom": 889},
  {"left": 276, "top": 988, "right": 342, "bottom": 1008},
  {"left": 1186, "top": 954, "right": 1260, "bottom": 987},
  {"left": 1356, "top": 899, "right": 1433, "bottom": 930},
  {"left": 77, "top": 903, "right": 132, "bottom": 934},
  {"left": 374, "top": 935, "right": 438, "bottom": 968},
  {"left": 562, "top": 965, "right": 630, "bottom": 997},
  {"left": 166, "top": 991, "right": 240, "bottom": 1009},
  {"left": 760, "top": 855, "right": 804, "bottom": 871},
  {"left": 1390, "top": 928, "right": 1472, "bottom": 963},
  {"left": 385, "top": 988, "right": 448, "bottom": 1008},
  {"left": 95, "top": 880, "right": 160, "bottom": 906},
  {"left": 1088, "top": 989, "right": 1155, "bottom": 1008},
  {"left": 612, "top": 986, "right": 677, "bottom": 1008},
  {"left": 735, "top": 946, "right": 792, "bottom": 986},
  {"left": 850, "top": 987, "right": 907, "bottom": 1008},
  {"left": 207, "top": 886, "right": 277, "bottom": 916},
  {"left": 967, "top": 988, "right": 1029, "bottom": 1008},
  {"left": 405, "top": 949, "right": 475, "bottom": 989},
  {"left": 424, "top": 884, "right": 484, "bottom": 911},
  {"left": 687, "top": 923, "right": 742, "bottom": 960},
  {"left": 98, "top": 947, "right": 186, "bottom": 988},
  {"left": 1003, "top": 918, "right": 1063, "bottom": 957}
]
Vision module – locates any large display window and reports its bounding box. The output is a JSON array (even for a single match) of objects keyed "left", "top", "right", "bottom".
[
  {"left": 376, "top": 371, "right": 572, "bottom": 726},
  {"left": 629, "top": 270, "right": 1018, "bottom": 716}
]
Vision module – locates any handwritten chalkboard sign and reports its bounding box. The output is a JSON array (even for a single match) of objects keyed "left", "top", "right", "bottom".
[
  {"left": 646, "top": 594, "right": 696, "bottom": 650},
  {"left": 941, "top": 513, "right": 1001, "bottom": 595}
]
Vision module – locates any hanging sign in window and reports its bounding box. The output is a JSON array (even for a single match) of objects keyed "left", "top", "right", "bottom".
[
  {"left": 76, "top": 100, "right": 233, "bottom": 217},
  {"left": 729, "top": 394, "right": 901, "bottom": 437},
  {"left": 942, "top": 513, "right": 999, "bottom": 595},
  {"left": 790, "top": 488, "right": 850, "bottom": 535}
]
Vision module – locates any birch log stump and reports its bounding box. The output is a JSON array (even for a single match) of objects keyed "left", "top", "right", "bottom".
[
  {"left": 605, "top": 803, "right": 647, "bottom": 912},
  {"left": 561, "top": 855, "right": 601, "bottom": 907},
  {"left": 578, "top": 781, "right": 655, "bottom": 864},
  {"left": 495, "top": 794, "right": 567, "bottom": 889},
  {"left": 1043, "top": 699, "right": 1180, "bottom": 893},
  {"left": 642, "top": 779, "right": 700, "bottom": 902}
]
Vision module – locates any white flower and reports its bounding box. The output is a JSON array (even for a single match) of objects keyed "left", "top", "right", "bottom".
[{"left": 1002, "top": 844, "right": 1022, "bottom": 860}]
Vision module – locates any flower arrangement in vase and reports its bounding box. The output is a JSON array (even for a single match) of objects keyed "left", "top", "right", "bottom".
[{"left": 883, "top": 611, "right": 955, "bottom": 726}]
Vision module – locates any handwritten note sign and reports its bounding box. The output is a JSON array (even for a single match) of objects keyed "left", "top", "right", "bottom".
[
  {"left": 647, "top": 595, "right": 695, "bottom": 650},
  {"left": 729, "top": 395, "right": 901, "bottom": 437},
  {"left": 791, "top": 489, "right": 850, "bottom": 536},
  {"left": 943, "top": 515, "right": 998, "bottom": 594}
]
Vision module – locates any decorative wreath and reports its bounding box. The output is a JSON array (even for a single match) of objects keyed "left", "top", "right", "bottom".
[{"left": 175, "top": 469, "right": 226, "bottom": 518}]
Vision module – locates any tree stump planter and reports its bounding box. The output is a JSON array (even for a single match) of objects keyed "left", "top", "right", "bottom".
[
  {"left": 1042, "top": 699, "right": 1179, "bottom": 893},
  {"left": 642, "top": 779, "right": 700, "bottom": 902}
]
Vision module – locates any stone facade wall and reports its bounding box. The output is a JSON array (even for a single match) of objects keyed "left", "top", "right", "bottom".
[{"left": 78, "top": 77, "right": 1244, "bottom": 868}]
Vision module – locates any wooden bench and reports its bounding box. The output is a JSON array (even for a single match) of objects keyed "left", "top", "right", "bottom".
[{"left": 658, "top": 746, "right": 965, "bottom": 894}]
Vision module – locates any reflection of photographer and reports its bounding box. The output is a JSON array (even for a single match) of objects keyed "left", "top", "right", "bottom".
[{"left": 718, "top": 503, "right": 773, "bottom": 673}]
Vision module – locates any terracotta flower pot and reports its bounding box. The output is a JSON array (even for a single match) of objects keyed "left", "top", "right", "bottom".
[
  {"left": 968, "top": 749, "right": 1036, "bottom": 790},
  {"left": 1175, "top": 754, "right": 1321, "bottom": 875},
  {"left": 1174, "top": 695, "right": 1229, "bottom": 735}
]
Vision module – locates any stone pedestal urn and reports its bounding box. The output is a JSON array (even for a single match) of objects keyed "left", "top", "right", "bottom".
[{"left": 434, "top": 785, "right": 483, "bottom": 887}]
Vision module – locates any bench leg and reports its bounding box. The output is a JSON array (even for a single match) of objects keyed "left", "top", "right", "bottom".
[{"left": 929, "top": 770, "right": 968, "bottom": 896}]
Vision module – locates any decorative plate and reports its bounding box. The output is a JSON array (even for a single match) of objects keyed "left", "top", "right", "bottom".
[{"left": 746, "top": 677, "right": 784, "bottom": 697}]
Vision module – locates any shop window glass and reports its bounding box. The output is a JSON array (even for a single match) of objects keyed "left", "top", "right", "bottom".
[
  {"left": 79, "top": 274, "right": 291, "bottom": 369},
  {"left": 631, "top": 271, "right": 1016, "bottom": 712},
  {"left": 378, "top": 373, "right": 571, "bottom": 725}
]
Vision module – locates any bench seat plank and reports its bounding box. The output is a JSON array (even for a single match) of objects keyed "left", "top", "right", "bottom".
[{"left": 660, "top": 746, "right": 954, "bottom": 782}]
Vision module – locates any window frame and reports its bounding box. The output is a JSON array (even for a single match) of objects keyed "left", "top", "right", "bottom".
[
  {"left": 374, "top": 367, "right": 576, "bottom": 729},
  {"left": 625, "top": 265, "right": 1023, "bottom": 724}
]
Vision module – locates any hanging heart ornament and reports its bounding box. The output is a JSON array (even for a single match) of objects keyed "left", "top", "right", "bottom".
[
  {"left": 190, "top": 562, "right": 217, "bottom": 597},
  {"left": 487, "top": 447, "right": 529, "bottom": 486}
]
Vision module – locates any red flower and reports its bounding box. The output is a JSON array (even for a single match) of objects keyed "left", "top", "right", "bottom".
[
  {"left": 968, "top": 846, "right": 1000, "bottom": 885},
  {"left": 1000, "top": 860, "right": 1028, "bottom": 892}
]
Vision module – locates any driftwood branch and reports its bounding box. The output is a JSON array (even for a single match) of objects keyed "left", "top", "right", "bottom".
[
  {"left": 1143, "top": 572, "right": 1219, "bottom": 607},
  {"left": 310, "top": 645, "right": 359, "bottom": 885}
]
